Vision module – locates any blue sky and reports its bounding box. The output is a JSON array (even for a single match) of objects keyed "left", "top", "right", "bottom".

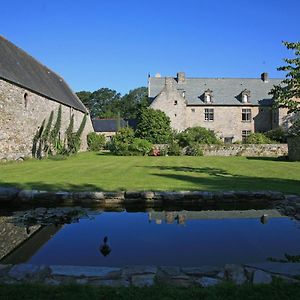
[{"left": 1, "top": 0, "right": 299, "bottom": 94}]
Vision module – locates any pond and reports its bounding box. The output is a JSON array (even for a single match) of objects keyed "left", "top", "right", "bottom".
[{"left": 1, "top": 206, "right": 300, "bottom": 267}]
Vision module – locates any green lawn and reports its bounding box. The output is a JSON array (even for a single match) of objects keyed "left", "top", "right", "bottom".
[
  {"left": 1, "top": 281, "right": 300, "bottom": 300},
  {"left": 0, "top": 152, "right": 300, "bottom": 194}
]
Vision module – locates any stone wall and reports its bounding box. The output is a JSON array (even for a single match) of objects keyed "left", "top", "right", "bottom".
[
  {"left": 150, "top": 78, "right": 187, "bottom": 132},
  {"left": 0, "top": 79, "right": 94, "bottom": 160},
  {"left": 0, "top": 216, "right": 40, "bottom": 260},
  {"left": 186, "top": 106, "right": 273, "bottom": 141},
  {"left": 202, "top": 144, "right": 288, "bottom": 157}
]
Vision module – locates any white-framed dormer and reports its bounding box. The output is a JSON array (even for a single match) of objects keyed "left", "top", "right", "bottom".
[
  {"left": 241, "top": 89, "right": 251, "bottom": 103},
  {"left": 204, "top": 89, "right": 213, "bottom": 103}
]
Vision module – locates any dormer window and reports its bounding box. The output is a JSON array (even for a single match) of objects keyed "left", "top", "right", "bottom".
[
  {"left": 204, "top": 89, "right": 213, "bottom": 103},
  {"left": 241, "top": 89, "right": 250, "bottom": 103}
]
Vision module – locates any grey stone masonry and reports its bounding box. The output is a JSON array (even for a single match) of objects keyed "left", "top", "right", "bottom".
[
  {"left": 0, "top": 79, "right": 94, "bottom": 161},
  {"left": 1, "top": 263, "right": 299, "bottom": 287}
]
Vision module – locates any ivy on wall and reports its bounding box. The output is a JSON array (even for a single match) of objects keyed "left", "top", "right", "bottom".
[{"left": 32, "top": 106, "right": 87, "bottom": 159}]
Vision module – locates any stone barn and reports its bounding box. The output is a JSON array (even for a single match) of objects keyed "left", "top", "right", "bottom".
[{"left": 0, "top": 35, "right": 94, "bottom": 160}]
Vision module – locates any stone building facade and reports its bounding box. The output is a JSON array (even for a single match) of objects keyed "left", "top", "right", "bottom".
[
  {"left": 0, "top": 36, "right": 94, "bottom": 160},
  {"left": 149, "top": 72, "right": 289, "bottom": 142}
]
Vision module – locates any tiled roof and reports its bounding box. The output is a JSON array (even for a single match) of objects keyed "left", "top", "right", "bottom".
[
  {"left": 92, "top": 119, "right": 137, "bottom": 132},
  {"left": 0, "top": 35, "right": 87, "bottom": 113},
  {"left": 149, "top": 76, "right": 283, "bottom": 106}
]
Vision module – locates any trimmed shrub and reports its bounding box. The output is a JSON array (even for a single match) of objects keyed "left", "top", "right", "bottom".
[
  {"left": 87, "top": 132, "right": 106, "bottom": 151},
  {"left": 244, "top": 133, "right": 274, "bottom": 144},
  {"left": 167, "top": 141, "right": 182, "bottom": 156},
  {"left": 108, "top": 127, "right": 134, "bottom": 155},
  {"left": 185, "top": 143, "right": 204, "bottom": 156},
  {"left": 178, "top": 127, "right": 221, "bottom": 147},
  {"left": 128, "top": 138, "right": 153, "bottom": 156},
  {"left": 135, "top": 108, "right": 172, "bottom": 143}
]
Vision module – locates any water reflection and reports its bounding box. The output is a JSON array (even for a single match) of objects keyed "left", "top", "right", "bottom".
[
  {"left": 148, "top": 210, "right": 280, "bottom": 226},
  {"left": 1, "top": 208, "right": 300, "bottom": 267}
]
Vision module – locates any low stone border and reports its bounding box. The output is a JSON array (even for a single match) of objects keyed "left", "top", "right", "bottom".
[
  {"left": 1, "top": 187, "right": 300, "bottom": 218},
  {"left": 0, "top": 186, "right": 297, "bottom": 204},
  {"left": 0, "top": 263, "right": 299, "bottom": 287}
]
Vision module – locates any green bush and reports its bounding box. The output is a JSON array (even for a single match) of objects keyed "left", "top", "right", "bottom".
[
  {"left": 135, "top": 108, "right": 172, "bottom": 143},
  {"left": 128, "top": 138, "right": 153, "bottom": 156},
  {"left": 109, "top": 128, "right": 153, "bottom": 156},
  {"left": 178, "top": 127, "right": 221, "bottom": 147},
  {"left": 87, "top": 132, "right": 106, "bottom": 151},
  {"left": 108, "top": 127, "right": 135, "bottom": 155},
  {"left": 185, "top": 143, "right": 204, "bottom": 156},
  {"left": 265, "top": 127, "right": 287, "bottom": 143},
  {"left": 167, "top": 141, "right": 182, "bottom": 156},
  {"left": 244, "top": 132, "right": 274, "bottom": 144}
]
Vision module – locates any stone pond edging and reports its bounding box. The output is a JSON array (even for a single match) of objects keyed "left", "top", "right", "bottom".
[
  {"left": 1, "top": 187, "right": 300, "bottom": 219},
  {"left": 0, "top": 262, "right": 300, "bottom": 287},
  {"left": 1, "top": 188, "right": 300, "bottom": 287}
]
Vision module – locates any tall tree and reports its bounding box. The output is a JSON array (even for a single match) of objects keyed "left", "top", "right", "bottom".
[
  {"left": 120, "top": 87, "right": 149, "bottom": 119},
  {"left": 76, "top": 91, "right": 92, "bottom": 113},
  {"left": 270, "top": 41, "right": 300, "bottom": 113},
  {"left": 77, "top": 88, "right": 121, "bottom": 118},
  {"left": 135, "top": 108, "right": 172, "bottom": 143}
]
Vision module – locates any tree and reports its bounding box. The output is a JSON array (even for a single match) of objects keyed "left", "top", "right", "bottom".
[
  {"left": 76, "top": 91, "right": 92, "bottom": 112},
  {"left": 270, "top": 41, "right": 300, "bottom": 113},
  {"left": 120, "top": 87, "right": 149, "bottom": 119},
  {"left": 135, "top": 108, "right": 172, "bottom": 143},
  {"left": 77, "top": 88, "right": 121, "bottom": 118}
]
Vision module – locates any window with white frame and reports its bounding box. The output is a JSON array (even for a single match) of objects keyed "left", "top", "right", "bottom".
[
  {"left": 242, "top": 108, "right": 251, "bottom": 122},
  {"left": 242, "top": 130, "right": 251, "bottom": 141},
  {"left": 205, "top": 108, "right": 214, "bottom": 121}
]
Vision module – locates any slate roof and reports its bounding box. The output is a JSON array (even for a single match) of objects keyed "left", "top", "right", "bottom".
[
  {"left": 92, "top": 119, "right": 137, "bottom": 132},
  {"left": 149, "top": 76, "right": 283, "bottom": 106},
  {"left": 0, "top": 35, "right": 87, "bottom": 113}
]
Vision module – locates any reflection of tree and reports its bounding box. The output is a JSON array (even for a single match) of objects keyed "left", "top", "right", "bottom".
[{"left": 99, "top": 236, "right": 111, "bottom": 257}]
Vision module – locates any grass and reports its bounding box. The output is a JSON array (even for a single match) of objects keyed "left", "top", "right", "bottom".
[
  {"left": 0, "top": 152, "right": 300, "bottom": 194},
  {"left": 1, "top": 281, "right": 300, "bottom": 300}
]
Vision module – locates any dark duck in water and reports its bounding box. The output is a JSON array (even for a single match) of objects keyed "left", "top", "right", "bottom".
[{"left": 100, "top": 236, "right": 112, "bottom": 257}]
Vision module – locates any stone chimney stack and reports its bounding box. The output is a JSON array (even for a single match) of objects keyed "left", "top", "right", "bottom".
[
  {"left": 165, "top": 77, "right": 174, "bottom": 86},
  {"left": 177, "top": 72, "right": 185, "bottom": 83},
  {"left": 261, "top": 72, "right": 269, "bottom": 82}
]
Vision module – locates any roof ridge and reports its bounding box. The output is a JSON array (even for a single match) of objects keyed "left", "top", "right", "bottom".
[{"left": 0, "top": 35, "right": 87, "bottom": 113}]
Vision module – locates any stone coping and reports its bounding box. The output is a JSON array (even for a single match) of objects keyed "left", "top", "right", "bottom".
[
  {"left": 1, "top": 186, "right": 299, "bottom": 205},
  {"left": 0, "top": 263, "right": 299, "bottom": 287}
]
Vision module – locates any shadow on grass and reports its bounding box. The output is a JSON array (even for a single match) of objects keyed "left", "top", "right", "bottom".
[
  {"left": 0, "top": 166, "right": 299, "bottom": 195},
  {"left": 246, "top": 156, "right": 290, "bottom": 162}
]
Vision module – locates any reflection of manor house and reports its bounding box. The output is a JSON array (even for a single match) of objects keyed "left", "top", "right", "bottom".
[
  {"left": 149, "top": 72, "right": 290, "bottom": 142},
  {"left": 0, "top": 36, "right": 93, "bottom": 160},
  {"left": 148, "top": 210, "right": 285, "bottom": 225}
]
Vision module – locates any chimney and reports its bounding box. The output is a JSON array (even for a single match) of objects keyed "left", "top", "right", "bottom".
[
  {"left": 165, "top": 77, "right": 174, "bottom": 86},
  {"left": 177, "top": 72, "right": 185, "bottom": 83},
  {"left": 261, "top": 72, "right": 268, "bottom": 82}
]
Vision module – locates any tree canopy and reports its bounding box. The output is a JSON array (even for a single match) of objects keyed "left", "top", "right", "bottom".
[
  {"left": 76, "top": 87, "right": 149, "bottom": 119},
  {"left": 270, "top": 41, "right": 300, "bottom": 113},
  {"left": 135, "top": 108, "right": 172, "bottom": 143}
]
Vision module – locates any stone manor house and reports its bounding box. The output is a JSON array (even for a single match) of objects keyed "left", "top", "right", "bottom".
[
  {"left": 149, "top": 72, "right": 290, "bottom": 142},
  {"left": 0, "top": 36, "right": 93, "bottom": 160}
]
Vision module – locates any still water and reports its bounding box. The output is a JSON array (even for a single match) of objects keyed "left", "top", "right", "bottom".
[{"left": 2, "top": 210, "right": 300, "bottom": 267}]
